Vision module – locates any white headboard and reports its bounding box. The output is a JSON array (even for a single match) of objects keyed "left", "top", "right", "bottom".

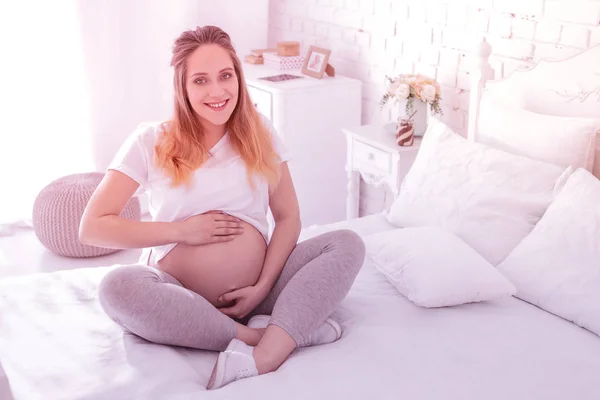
[{"left": 468, "top": 38, "right": 600, "bottom": 178}]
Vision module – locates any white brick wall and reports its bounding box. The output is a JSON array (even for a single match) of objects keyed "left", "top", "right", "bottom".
[{"left": 268, "top": 0, "right": 600, "bottom": 217}]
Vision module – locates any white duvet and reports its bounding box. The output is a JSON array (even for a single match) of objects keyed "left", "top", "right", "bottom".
[{"left": 1, "top": 215, "right": 600, "bottom": 400}]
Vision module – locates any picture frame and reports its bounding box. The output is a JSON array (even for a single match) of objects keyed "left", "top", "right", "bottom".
[{"left": 301, "top": 46, "right": 331, "bottom": 79}]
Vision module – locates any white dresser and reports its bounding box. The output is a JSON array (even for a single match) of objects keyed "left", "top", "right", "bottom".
[{"left": 243, "top": 63, "right": 362, "bottom": 228}]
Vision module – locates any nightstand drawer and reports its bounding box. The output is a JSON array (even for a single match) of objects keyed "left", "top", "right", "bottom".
[
  {"left": 247, "top": 85, "right": 272, "bottom": 120},
  {"left": 353, "top": 140, "right": 392, "bottom": 173}
]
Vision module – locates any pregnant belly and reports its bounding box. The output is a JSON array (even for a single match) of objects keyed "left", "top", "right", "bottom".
[{"left": 156, "top": 220, "right": 267, "bottom": 307}]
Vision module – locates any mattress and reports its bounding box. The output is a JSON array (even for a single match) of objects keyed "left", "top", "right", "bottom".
[{"left": 1, "top": 213, "right": 600, "bottom": 400}]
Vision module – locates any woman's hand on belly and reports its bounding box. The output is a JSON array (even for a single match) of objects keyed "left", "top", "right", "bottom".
[
  {"left": 157, "top": 219, "right": 268, "bottom": 307},
  {"left": 175, "top": 210, "right": 244, "bottom": 245},
  {"left": 217, "top": 284, "right": 270, "bottom": 319}
]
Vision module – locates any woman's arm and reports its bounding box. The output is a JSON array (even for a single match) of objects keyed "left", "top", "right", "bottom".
[
  {"left": 256, "top": 162, "right": 302, "bottom": 291},
  {"left": 79, "top": 170, "right": 181, "bottom": 249}
]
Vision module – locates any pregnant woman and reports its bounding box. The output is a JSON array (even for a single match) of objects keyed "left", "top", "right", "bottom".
[{"left": 79, "top": 25, "right": 365, "bottom": 390}]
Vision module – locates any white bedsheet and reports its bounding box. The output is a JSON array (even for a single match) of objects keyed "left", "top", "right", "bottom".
[{"left": 1, "top": 213, "right": 600, "bottom": 400}]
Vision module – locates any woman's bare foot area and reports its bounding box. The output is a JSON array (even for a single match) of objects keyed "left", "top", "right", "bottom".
[
  {"left": 235, "top": 323, "right": 265, "bottom": 346},
  {"left": 252, "top": 325, "right": 297, "bottom": 374}
]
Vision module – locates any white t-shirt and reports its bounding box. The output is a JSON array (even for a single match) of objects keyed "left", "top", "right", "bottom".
[{"left": 107, "top": 115, "right": 291, "bottom": 265}]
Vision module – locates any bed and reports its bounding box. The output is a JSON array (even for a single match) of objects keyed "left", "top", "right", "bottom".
[{"left": 2, "top": 40, "right": 600, "bottom": 400}]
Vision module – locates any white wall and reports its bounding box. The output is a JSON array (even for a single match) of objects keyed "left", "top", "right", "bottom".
[{"left": 267, "top": 0, "right": 600, "bottom": 216}]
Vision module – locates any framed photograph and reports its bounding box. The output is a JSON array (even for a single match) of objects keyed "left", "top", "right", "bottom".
[{"left": 301, "top": 46, "right": 331, "bottom": 79}]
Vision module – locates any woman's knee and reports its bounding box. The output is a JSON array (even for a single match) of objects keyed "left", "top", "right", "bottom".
[
  {"left": 330, "top": 229, "right": 365, "bottom": 263},
  {"left": 98, "top": 264, "right": 148, "bottom": 313},
  {"left": 312, "top": 229, "right": 366, "bottom": 276}
]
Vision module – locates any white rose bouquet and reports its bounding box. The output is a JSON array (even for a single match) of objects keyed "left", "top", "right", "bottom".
[{"left": 380, "top": 73, "right": 443, "bottom": 117}]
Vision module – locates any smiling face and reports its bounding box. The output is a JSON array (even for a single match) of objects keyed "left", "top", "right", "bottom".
[{"left": 185, "top": 44, "right": 239, "bottom": 131}]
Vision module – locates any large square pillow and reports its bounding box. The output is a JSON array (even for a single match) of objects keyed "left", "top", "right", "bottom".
[
  {"left": 364, "top": 227, "right": 516, "bottom": 308},
  {"left": 477, "top": 95, "right": 600, "bottom": 171},
  {"left": 497, "top": 168, "right": 600, "bottom": 336},
  {"left": 386, "top": 118, "right": 570, "bottom": 265}
]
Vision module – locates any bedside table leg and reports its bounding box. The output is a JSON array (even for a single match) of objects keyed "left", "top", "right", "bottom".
[{"left": 346, "top": 169, "right": 360, "bottom": 220}]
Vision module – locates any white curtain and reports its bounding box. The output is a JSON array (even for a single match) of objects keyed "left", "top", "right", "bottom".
[
  {"left": 0, "top": 0, "right": 202, "bottom": 232},
  {"left": 0, "top": 1, "right": 94, "bottom": 228}
]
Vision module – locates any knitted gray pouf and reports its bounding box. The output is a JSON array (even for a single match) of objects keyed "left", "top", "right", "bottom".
[{"left": 32, "top": 172, "right": 141, "bottom": 258}]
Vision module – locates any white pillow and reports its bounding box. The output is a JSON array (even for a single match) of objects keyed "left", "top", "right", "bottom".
[
  {"left": 477, "top": 95, "right": 600, "bottom": 171},
  {"left": 364, "top": 227, "right": 516, "bottom": 308},
  {"left": 387, "top": 118, "right": 570, "bottom": 266},
  {"left": 497, "top": 168, "right": 600, "bottom": 336}
]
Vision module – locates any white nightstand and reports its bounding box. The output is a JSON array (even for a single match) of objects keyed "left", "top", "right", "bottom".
[{"left": 343, "top": 124, "right": 422, "bottom": 220}]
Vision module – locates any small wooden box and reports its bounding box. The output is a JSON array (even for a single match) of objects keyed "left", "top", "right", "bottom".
[
  {"left": 244, "top": 54, "right": 264, "bottom": 64},
  {"left": 251, "top": 48, "right": 277, "bottom": 56},
  {"left": 277, "top": 41, "right": 300, "bottom": 57}
]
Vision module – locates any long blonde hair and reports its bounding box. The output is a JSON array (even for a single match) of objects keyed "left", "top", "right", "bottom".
[{"left": 154, "top": 26, "right": 281, "bottom": 189}]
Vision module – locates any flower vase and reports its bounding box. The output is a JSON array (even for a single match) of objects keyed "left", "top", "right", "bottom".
[{"left": 400, "top": 99, "right": 428, "bottom": 137}]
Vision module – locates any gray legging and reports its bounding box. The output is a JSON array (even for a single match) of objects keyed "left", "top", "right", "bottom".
[{"left": 98, "top": 229, "right": 366, "bottom": 351}]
